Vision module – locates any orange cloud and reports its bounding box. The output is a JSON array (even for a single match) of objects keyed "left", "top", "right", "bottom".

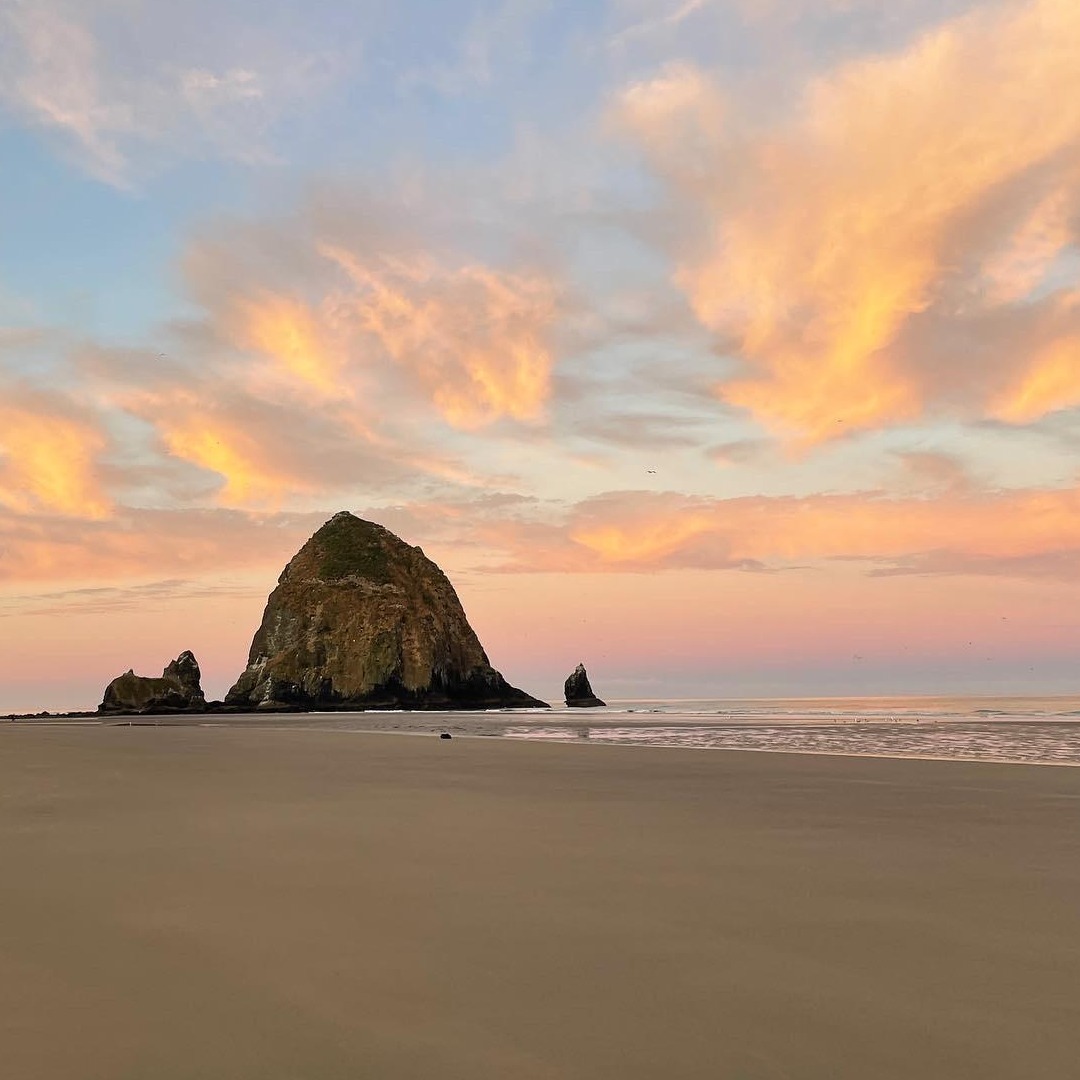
[
  {"left": 0, "top": 507, "right": 323, "bottom": 584},
  {"left": 117, "top": 354, "right": 504, "bottom": 511},
  {"left": 616, "top": 0, "right": 1080, "bottom": 440},
  {"left": 0, "top": 399, "right": 111, "bottom": 519},
  {"left": 232, "top": 292, "right": 341, "bottom": 395},
  {"left": 992, "top": 334, "right": 1080, "bottom": 424},
  {"left": 182, "top": 222, "right": 559, "bottom": 437},
  {"left": 321, "top": 245, "right": 557, "bottom": 429},
  {"left": 572, "top": 512, "right": 717, "bottom": 565},
  {"left": 156, "top": 414, "right": 310, "bottom": 507},
  {"left": 478, "top": 485, "right": 1080, "bottom": 577},
  {"left": 121, "top": 382, "right": 418, "bottom": 509}
]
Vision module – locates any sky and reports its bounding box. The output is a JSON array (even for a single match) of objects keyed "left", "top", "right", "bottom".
[{"left": 2, "top": 0, "right": 1080, "bottom": 712}]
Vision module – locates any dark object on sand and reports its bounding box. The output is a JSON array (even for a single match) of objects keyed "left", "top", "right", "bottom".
[
  {"left": 225, "top": 512, "right": 549, "bottom": 712},
  {"left": 564, "top": 663, "right": 605, "bottom": 708},
  {"left": 440, "top": 732, "right": 452, "bottom": 740},
  {"left": 99, "top": 651, "right": 207, "bottom": 715}
]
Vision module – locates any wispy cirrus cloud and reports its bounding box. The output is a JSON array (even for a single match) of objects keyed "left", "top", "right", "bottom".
[
  {"left": 608, "top": 0, "right": 713, "bottom": 49},
  {"left": 183, "top": 195, "right": 564, "bottom": 414},
  {"left": 398, "top": 0, "right": 551, "bottom": 96},
  {"left": 319, "top": 244, "right": 558, "bottom": 430},
  {"left": 0, "top": 0, "right": 346, "bottom": 185},
  {"left": 100, "top": 349, "right": 484, "bottom": 511},
  {"left": 148, "top": 200, "right": 564, "bottom": 502},
  {"left": 614, "top": 0, "right": 1080, "bottom": 442},
  {"left": 0, "top": 577, "right": 265, "bottom": 617}
]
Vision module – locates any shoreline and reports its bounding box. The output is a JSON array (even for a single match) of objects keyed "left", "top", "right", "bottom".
[{"left": 6, "top": 710, "right": 1080, "bottom": 768}]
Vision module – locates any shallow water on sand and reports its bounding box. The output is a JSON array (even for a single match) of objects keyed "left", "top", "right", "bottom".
[
  {"left": 22, "top": 695, "right": 1080, "bottom": 766},
  {"left": 502, "top": 719, "right": 1080, "bottom": 765},
  {"left": 497, "top": 695, "right": 1080, "bottom": 765}
]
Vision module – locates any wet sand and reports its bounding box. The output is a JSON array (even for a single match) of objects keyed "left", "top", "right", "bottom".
[{"left": 2, "top": 726, "right": 1078, "bottom": 1079}]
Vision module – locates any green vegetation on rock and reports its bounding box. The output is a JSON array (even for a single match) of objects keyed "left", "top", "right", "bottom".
[{"left": 316, "top": 515, "right": 392, "bottom": 584}]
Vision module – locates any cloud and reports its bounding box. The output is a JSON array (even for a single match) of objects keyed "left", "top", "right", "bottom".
[
  {"left": 471, "top": 483, "right": 1080, "bottom": 579},
  {"left": 0, "top": 387, "right": 112, "bottom": 518},
  {"left": 0, "top": 169, "right": 570, "bottom": 521},
  {"left": 180, "top": 210, "right": 561, "bottom": 430},
  {"left": 5, "top": 469, "right": 1080, "bottom": 602},
  {"left": 320, "top": 245, "right": 558, "bottom": 429},
  {"left": 230, "top": 292, "right": 343, "bottom": 397},
  {"left": 990, "top": 322, "right": 1080, "bottom": 423},
  {"left": 0, "top": 577, "right": 264, "bottom": 618},
  {"left": 609, "top": 0, "right": 714, "bottom": 49},
  {"left": 979, "top": 188, "right": 1077, "bottom": 305},
  {"left": 723, "top": 0, "right": 980, "bottom": 25},
  {"left": 706, "top": 438, "right": 770, "bottom": 466},
  {"left": 0, "top": 327, "right": 48, "bottom": 351},
  {"left": 0, "top": 0, "right": 342, "bottom": 184},
  {"left": 398, "top": 0, "right": 550, "bottom": 96},
  {"left": 0, "top": 494, "right": 539, "bottom": 588},
  {"left": 605, "top": 0, "right": 984, "bottom": 70},
  {"left": 868, "top": 549, "right": 1080, "bottom": 579},
  {"left": 118, "top": 374, "right": 439, "bottom": 510},
  {"left": 614, "top": 0, "right": 1080, "bottom": 441},
  {"left": 0, "top": 0, "right": 132, "bottom": 182},
  {"left": 893, "top": 450, "right": 972, "bottom": 493},
  {"left": 181, "top": 67, "right": 264, "bottom": 109},
  {"left": 0, "top": 507, "right": 326, "bottom": 584},
  {"left": 579, "top": 411, "right": 706, "bottom": 450},
  {"left": 52, "top": 191, "right": 563, "bottom": 511}
]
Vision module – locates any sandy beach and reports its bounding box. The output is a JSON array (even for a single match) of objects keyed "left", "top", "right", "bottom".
[{"left": 2, "top": 727, "right": 1078, "bottom": 1079}]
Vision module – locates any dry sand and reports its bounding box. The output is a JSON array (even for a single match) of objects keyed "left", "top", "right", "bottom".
[{"left": 1, "top": 726, "right": 1078, "bottom": 1079}]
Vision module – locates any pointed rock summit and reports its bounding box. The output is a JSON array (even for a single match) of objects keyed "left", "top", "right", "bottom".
[
  {"left": 564, "top": 663, "right": 605, "bottom": 708},
  {"left": 99, "top": 650, "right": 207, "bottom": 714},
  {"left": 225, "top": 512, "right": 548, "bottom": 711}
]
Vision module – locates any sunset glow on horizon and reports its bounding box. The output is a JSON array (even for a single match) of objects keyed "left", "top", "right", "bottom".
[{"left": 2, "top": 0, "right": 1080, "bottom": 712}]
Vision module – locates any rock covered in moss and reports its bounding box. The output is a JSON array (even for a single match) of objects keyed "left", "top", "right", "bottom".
[
  {"left": 225, "top": 512, "right": 548, "bottom": 711},
  {"left": 564, "top": 663, "right": 605, "bottom": 708},
  {"left": 99, "top": 650, "right": 207, "bottom": 714}
]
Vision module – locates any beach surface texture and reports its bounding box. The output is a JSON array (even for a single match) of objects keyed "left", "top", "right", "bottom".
[{"left": 2, "top": 726, "right": 1078, "bottom": 1079}]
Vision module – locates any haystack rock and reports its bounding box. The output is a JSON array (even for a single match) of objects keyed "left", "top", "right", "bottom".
[
  {"left": 225, "top": 512, "right": 548, "bottom": 711},
  {"left": 564, "top": 663, "right": 605, "bottom": 708},
  {"left": 99, "top": 650, "right": 207, "bottom": 714}
]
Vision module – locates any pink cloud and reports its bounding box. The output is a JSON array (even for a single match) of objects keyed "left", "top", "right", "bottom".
[{"left": 470, "top": 484, "right": 1080, "bottom": 580}]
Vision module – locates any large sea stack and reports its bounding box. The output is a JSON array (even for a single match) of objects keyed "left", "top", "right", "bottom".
[
  {"left": 225, "top": 512, "right": 548, "bottom": 711},
  {"left": 99, "top": 650, "right": 207, "bottom": 714}
]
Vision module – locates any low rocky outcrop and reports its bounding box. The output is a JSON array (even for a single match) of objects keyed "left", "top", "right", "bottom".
[
  {"left": 564, "top": 663, "right": 605, "bottom": 708},
  {"left": 99, "top": 651, "right": 207, "bottom": 714},
  {"left": 225, "top": 512, "right": 548, "bottom": 711}
]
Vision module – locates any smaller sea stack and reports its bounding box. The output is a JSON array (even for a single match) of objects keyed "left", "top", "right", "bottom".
[
  {"left": 564, "top": 663, "right": 605, "bottom": 708},
  {"left": 99, "top": 651, "right": 207, "bottom": 714}
]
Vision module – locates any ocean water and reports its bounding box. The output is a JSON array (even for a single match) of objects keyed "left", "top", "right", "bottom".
[
  {"left": 29, "top": 694, "right": 1080, "bottom": 766},
  {"left": 498, "top": 695, "right": 1080, "bottom": 767}
]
